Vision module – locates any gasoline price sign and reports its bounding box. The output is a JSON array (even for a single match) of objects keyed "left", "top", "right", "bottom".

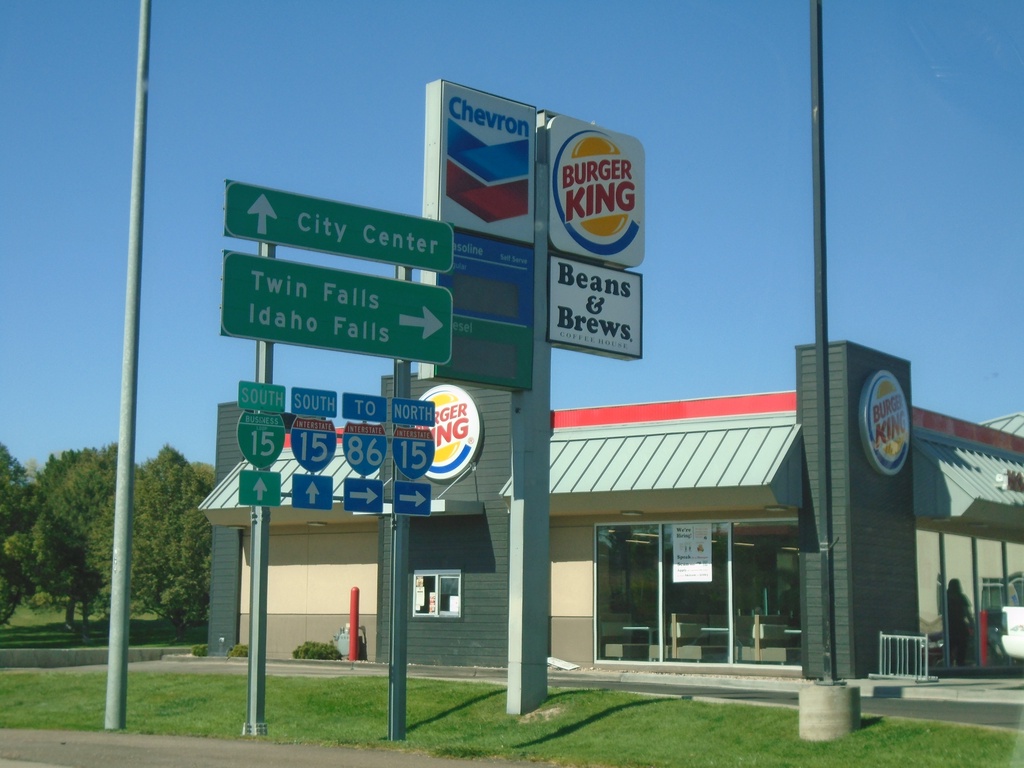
[
  {"left": 342, "top": 422, "right": 387, "bottom": 476},
  {"left": 237, "top": 412, "right": 285, "bottom": 468},
  {"left": 290, "top": 417, "right": 338, "bottom": 473},
  {"left": 392, "top": 426, "right": 435, "bottom": 480}
]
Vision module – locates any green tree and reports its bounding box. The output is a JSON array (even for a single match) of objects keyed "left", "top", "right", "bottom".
[
  {"left": 31, "top": 445, "right": 117, "bottom": 641},
  {"left": 0, "top": 443, "right": 36, "bottom": 624},
  {"left": 131, "top": 446, "right": 214, "bottom": 641}
]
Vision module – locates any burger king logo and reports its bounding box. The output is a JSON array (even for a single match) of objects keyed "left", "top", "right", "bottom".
[
  {"left": 421, "top": 385, "right": 482, "bottom": 481},
  {"left": 859, "top": 371, "right": 910, "bottom": 476},
  {"left": 548, "top": 115, "right": 645, "bottom": 268}
]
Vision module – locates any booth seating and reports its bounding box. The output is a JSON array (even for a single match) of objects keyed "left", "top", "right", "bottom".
[{"left": 668, "top": 613, "right": 729, "bottom": 662}]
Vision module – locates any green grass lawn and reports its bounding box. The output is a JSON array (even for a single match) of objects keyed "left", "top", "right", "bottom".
[
  {"left": 0, "top": 606, "right": 205, "bottom": 649},
  {"left": 0, "top": 671, "right": 1018, "bottom": 767}
]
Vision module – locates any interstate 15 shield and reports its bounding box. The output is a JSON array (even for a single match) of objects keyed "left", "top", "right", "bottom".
[
  {"left": 392, "top": 426, "right": 435, "bottom": 480},
  {"left": 290, "top": 417, "right": 337, "bottom": 473}
]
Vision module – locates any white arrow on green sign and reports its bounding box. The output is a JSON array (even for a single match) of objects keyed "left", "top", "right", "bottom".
[
  {"left": 224, "top": 180, "right": 453, "bottom": 272},
  {"left": 221, "top": 252, "right": 453, "bottom": 364},
  {"left": 239, "top": 469, "right": 282, "bottom": 507}
]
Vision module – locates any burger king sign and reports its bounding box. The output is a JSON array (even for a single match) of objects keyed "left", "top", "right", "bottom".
[
  {"left": 548, "top": 115, "right": 645, "bottom": 268},
  {"left": 859, "top": 371, "right": 910, "bottom": 476},
  {"left": 421, "top": 385, "right": 482, "bottom": 482}
]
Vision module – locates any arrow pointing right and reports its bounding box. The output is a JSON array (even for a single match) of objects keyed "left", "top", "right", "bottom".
[
  {"left": 398, "top": 488, "right": 426, "bottom": 507},
  {"left": 350, "top": 486, "right": 379, "bottom": 505},
  {"left": 247, "top": 194, "right": 277, "bottom": 236},
  {"left": 399, "top": 306, "right": 443, "bottom": 339}
]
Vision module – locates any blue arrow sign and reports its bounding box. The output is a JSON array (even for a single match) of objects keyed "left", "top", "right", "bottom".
[
  {"left": 292, "top": 474, "right": 334, "bottom": 511},
  {"left": 290, "top": 417, "right": 338, "bottom": 473},
  {"left": 344, "top": 477, "right": 384, "bottom": 515},
  {"left": 394, "top": 480, "right": 431, "bottom": 516}
]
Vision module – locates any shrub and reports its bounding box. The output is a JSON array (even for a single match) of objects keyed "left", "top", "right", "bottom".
[
  {"left": 227, "top": 643, "right": 248, "bottom": 658},
  {"left": 191, "top": 644, "right": 208, "bottom": 657},
  {"left": 292, "top": 641, "right": 342, "bottom": 661}
]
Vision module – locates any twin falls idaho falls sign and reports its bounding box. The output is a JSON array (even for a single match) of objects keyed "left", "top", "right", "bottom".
[{"left": 221, "top": 251, "right": 452, "bottom": 364}]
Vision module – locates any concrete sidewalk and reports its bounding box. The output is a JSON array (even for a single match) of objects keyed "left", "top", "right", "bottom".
[{"left": 0, "top": 729, "right": 551, "bottom": 768}]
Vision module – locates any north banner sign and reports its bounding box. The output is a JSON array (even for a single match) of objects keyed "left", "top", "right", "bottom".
[
  {"left": 224, "top": 181, "right": 453, "bottom": 272},
  {"left": 221, "top": 251, "right": 453, "bottom": 364}
]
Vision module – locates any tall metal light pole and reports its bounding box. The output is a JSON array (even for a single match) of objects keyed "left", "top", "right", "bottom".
[
  {"left": 810, "top": 0, "right": 838, "bottom": 685},
  {"left": 105, "top": 0, "right": 151, "bottom": 731}
]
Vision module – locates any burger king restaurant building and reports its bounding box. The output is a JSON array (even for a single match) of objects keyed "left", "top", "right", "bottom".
[{"left": 201, "top": 341, "right": 1024, "bottom": 677}]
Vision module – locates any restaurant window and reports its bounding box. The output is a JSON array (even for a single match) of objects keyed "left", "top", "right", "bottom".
[
  {"left": 731, "top": 522, "right": 801, "bottom": 665},
  {"left": 413, "top": 570, "right": 461, "bottom": 618},
  {"left": 596, "top": 520, "right": 802, "bottom": 666}
]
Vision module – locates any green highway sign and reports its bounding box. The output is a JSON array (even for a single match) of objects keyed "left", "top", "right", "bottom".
[
  {"left": 236, "top": 411, "right": 286, "bottom": 468},
  {"left": 239, "top": 469, "right": 282, "bottom": 507},
  {"left": 221, "top": 251, "right": 453, "bottom": 364},
  {"left": 224, "top": 180, "right": 453, "bottom": 272},
  {"left": 237, "top": 380, "right": 285, "bottom": 412}
]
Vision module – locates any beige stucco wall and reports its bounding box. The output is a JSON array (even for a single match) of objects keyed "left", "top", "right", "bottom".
[
  {"left": 239, "top": 523, "right": 379, "bottom": 659},
  {"left": 550, "top": 519, "right": 595, "bottom": 664}
]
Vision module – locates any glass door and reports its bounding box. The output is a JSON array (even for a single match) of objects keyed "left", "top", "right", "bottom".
[
  {"left": 595, "top": 524, "right": 659, "bottom": 661},
  {"left": 662, "top": 523, "right": 730, "bottom": 663}
]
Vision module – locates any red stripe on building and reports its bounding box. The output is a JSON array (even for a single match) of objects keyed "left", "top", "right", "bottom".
[
  {"left": 912, "top": 408, "right": 1024, "bottom": 454},
  {"left": 552, "top": 392, "right": 798, "bottom": 429}
]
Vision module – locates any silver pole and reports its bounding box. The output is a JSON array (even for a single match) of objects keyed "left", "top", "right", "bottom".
[
  {"left": 243, "top": 242, "right": 275, "bottom": 736},
  {"left": 104, "top": 0, "right": 151, "bottom": 731},
  {"left": 810, "top": 0, "right": 838, "bottom": 685},
  {"left": 507, "top": 110, "right": 552, "bottom": 715},
  {"left": 388, "top": 267, "right": 412, "bottom": 741}
]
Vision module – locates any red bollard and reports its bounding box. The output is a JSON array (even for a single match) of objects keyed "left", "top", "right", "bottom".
[{"left": 349, "top": 587, "right": 360, "bottom": 661}]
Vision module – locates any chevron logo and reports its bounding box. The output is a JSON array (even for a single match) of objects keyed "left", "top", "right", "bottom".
[{"left": 445, "top": 119, "right": 530, "bottom": 223}]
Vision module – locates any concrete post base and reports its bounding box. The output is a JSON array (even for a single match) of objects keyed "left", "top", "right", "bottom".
[{"left": 799, "top": 684, "right": 861, "bottom": 741}]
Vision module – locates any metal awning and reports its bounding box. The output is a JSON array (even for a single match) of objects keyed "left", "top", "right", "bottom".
[
  {"left": 504, "top": 412, "right": 804, "bottom": 517},
  {"left": 200, "top": 449, "right": 484, "bottom": 527},
  {"left": 914, "top": 428, "right": 1024, "bottom": 542}
]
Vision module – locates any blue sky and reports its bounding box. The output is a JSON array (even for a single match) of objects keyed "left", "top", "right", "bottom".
[{"left": 2, "top": 1, "right": 1022, "bottom": 467}]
